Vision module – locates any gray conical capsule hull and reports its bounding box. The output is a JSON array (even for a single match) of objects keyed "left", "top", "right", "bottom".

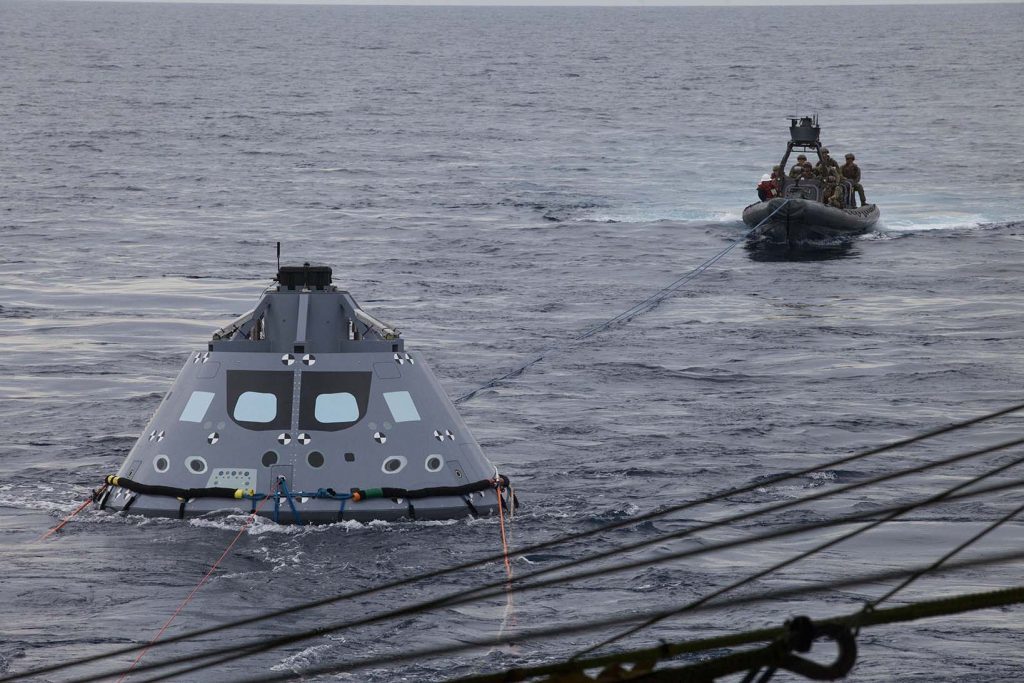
[{"left": 102, "top": 266, "right": 509, "bottom": 523}]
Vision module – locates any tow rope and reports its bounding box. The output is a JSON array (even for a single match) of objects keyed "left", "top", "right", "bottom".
[
  {"left": 118, "top": 480, "right": 279, "bottom": 682},
  {"left": 31, "top": 484, "right": 109, "bottom": 544},
  {"left": 454, "top": 199, "right": 792, "bottom": 404}
]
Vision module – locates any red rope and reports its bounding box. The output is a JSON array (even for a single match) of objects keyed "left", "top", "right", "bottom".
[
  {"left": 32, "top": 486, "right": 107, "bottom": 545},
  {"left": 496, "top": 484, "right": 513, "bottom": 581},
  {"left": 118, "top": 488, "right": 276, "bottom": 681}
]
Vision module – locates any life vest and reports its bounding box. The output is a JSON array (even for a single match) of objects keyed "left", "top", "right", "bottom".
[{"left": 757, "top": 176, "right": 779, "bottom": 199}]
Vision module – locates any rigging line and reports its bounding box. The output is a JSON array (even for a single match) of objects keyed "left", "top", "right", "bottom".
[
  {"left": 450, "top": 584, "right": 1024, "bottom": 683},
  {"left": 237, "top": 551, "right": 1024, "bottom": 683},
  {"left": 6, "top": 402, "right": 1021, "bottom": 683},
  {"left": 117, "top": 482, "right": 277, "bottom": 682},
  {"left": 30, "top": 484, "right": 108, "bottom": 545},
  {"left": 32, "top": 421, "right": 1024, "bottom": 683},
  {"left": 572, "top": 448, "right": 1024, "bottom": 658},
  {"left": 96, "top": 472, "right": 1024, "bottom": 683},
  {"left": 96, "top": 436, "right": 1024, "bottom": 683},
  {"left": 453, "top": 200, "right": 791, "bottom": 405},
  {"left": 868, "top": 499, "right": 1024, "bottom": 611}
]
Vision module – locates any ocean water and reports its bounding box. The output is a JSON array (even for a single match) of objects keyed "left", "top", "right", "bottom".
[{"left": 2, "top": 2, "right": 1024, "bottom": 681}]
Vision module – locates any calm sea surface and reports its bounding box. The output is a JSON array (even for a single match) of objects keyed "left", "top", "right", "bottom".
[{"left": 2, "top": 2, "right": 1024, "bottom": 681}]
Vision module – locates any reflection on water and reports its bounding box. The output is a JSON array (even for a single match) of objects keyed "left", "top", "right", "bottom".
[{"left": 745, "top": 240, "right": 860, "bottom": 262}]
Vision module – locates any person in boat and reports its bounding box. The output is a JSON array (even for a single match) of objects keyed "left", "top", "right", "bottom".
[
  {"left": 823, "top": 175, "right": 844, "bottom": 208},
  {"left": 815, "top": 147, "right": 841, "bottom": 179},
  {"left": 841, "top": 153, "right": 868, "bottom": 207},
  {"left": 789, "top": 154, "right": 812, "bottom": 178},
  {"left": 799, "top": 164, "right": 815, "bottom": 180},
  {"left": 756, "top": 173, "right": 779, "bottom": 201}
]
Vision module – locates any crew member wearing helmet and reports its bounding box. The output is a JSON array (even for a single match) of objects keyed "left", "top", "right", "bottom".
[
  {"left": 789, "top": 154, "right": 812, "bottom": 178},
  {"left": 815, "top": 147, "right": 841, "bottom": 180},
  {"left": 756, "top": 173, "right": 778, "bottom": 201},
  {"left": 841, "top": 153, "right": 867, "bottom": 207},
  {"left": 823, "top": 175, "right": 844, "bottom": 208}
]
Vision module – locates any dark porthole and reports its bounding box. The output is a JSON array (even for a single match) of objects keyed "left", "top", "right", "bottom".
[
  {"left": 154, "top": 456, "right": 170, "bottom": 473},
  {"left": 344, "top": 452, "right": 355, "bottom": 462},
  {"left": 425, "top": 456, "right": 443, "bottom": 473},
  {"left": 381, "top": 456, "right": 407, "bottom": 474},
  {"left": 307, "top": 451, "right": 325, "bottom": 468},
  {"left": 185, "top": 456, "right": 208, "bottom": 474},
  {"left": 262, "top": 450, "right": 279, "bottom": 467}
]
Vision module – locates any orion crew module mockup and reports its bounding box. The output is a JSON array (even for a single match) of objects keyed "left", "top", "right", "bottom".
[{"left": 100, "top": 264, "right": 514, "bottom": 523}]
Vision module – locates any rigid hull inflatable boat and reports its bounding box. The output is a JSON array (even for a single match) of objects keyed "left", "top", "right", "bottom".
[
  {"left": 100, "top": 264, "right": 514, "bottom": 523},
  {"left": 743, "top": 197, "right": 879, "bottom": 245},
  {"left": 743, "top": 116, "right": 879, "bottom": 246}
]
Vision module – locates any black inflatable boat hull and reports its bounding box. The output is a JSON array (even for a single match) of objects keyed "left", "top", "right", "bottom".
[{"left": 742, "top": 198, "right": 880, "bottom": 246}]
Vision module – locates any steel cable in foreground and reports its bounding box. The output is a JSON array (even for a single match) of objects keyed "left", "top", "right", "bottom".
[{"left": 7, "top": 398, "right": 1024, "bottom": 683}]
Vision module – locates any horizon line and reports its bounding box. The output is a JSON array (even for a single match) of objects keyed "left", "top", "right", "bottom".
[{"left": 37, "top": 0, "right": 1024, "bottom": 6}]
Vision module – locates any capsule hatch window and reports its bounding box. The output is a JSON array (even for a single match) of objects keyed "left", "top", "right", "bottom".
[
  {"left": 233, "top": 391, "right": 277, "bottom": 423},
  {"left": 299, "top": 371, "right": 372, "bottom": 431},
  {"left": 226, "top": 371, "right": 294, "bottom": 430},
  {"left": 315, "top": 393, "right": 360, "bottom": 423}
]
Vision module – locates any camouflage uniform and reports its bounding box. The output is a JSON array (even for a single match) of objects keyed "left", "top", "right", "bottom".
[
  {"left": 815, "top": 154, "right": 841, "bottom": 180},
  {"left": 823, "top": 180, "right": 844, "bottom": 208},
  {"left": 789, "top": 157, "right": 812, "bottom": 178},
  {"left": 841, "top": 159, "right": 867, "bottom": 206}
]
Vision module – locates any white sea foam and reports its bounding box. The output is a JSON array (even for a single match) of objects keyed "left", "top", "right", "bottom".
[
  {"left": 879, "top": 213, "right": 991, "bottom": 232},
  {"left": 270, "top": 641, "right": 341, "bottom": 673},
  {"left": 575, "top": 206, "right": 741, "bottom": 224}
]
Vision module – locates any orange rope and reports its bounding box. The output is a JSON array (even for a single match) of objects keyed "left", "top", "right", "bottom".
[
  {"left": 118, "top": 486, "right": 277, "bottom": 681},
  {"left": 496, "top": 484, "right": 513, "bottom": 581},
  {"left": 31, "top": 485, "right": 107, "bottom": 545}
]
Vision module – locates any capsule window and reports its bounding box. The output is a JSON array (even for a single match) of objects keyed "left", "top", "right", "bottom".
[
  {"left": 381, "top": 456, "right": 407, "bottom": 474},
  {"left": 233, "top": 391, "right": 277, "bottom": 423},
  {"left": 261, "top": 451, "right": 278, "bottom": 467},
  {"left": 185, "top": 456, "right": 208, "bottom": 474},
  {"left": 307, "top": 451, "right": 325, "bottom": 468},
  {"left": 299, "top": 372, "right": 371, "bottom": 432},
  {"left": 382, "top": 391, "right": 421, "bottom": 423},
  {"left": 314, "top": 393, "right": 359, "bottom": 423},
  {"left": 179, "top": 391, "right": 215, "bottom": 423},
  {"left": 154, "top": 455, "right": 170, "bottom": 473},
  {"left": 425, "top": 455, "right": 444, "bottom": 473},
  {"left": 226, "top": 370, "right": 293, "bottom": 431}
]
